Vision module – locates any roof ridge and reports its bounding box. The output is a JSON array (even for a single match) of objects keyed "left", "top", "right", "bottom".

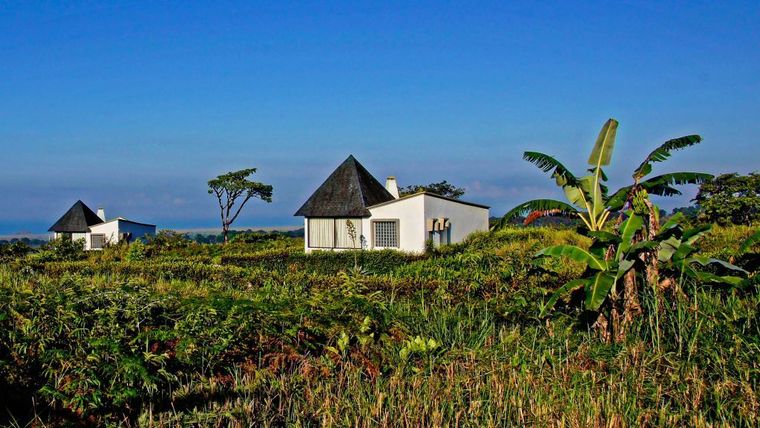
[
  {"left": 294, "top": 155, "right": 395, "bottom": 217},
  {"left": 348, "top": 155, "right": 369, "bottom": 207}
]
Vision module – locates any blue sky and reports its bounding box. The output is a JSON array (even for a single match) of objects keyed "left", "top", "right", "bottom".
[{"left": 1, "top": 1, "right": 759, "bottom": 234}]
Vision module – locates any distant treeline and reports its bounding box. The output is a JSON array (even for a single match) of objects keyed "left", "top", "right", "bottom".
[
  {"left": 0, "top": 237, "right": 48, "bottom": 247},
  {"left": 186, "top": 228, "right": 304, "bottom": 244}
]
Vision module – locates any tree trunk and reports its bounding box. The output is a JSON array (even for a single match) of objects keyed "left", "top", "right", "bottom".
[
  {"left": 642, "top": 198, "right": 660, "bottom": 287},
  {"left": 223, "top": 224, "right": 229, "bottom": 244},
  {"left": 621, "top": 269, "right": 642, "bottom": 330},
  {"left": 593, "top": 312, "right": 612, "bottom": 343}
]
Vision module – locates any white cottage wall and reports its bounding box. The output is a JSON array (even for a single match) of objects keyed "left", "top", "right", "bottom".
[
  {"left": 88, "top": 220, "right": 156, "bottom": 250},
  {"left": 367, "top": 196, "right": 426, "bottom": 252},
  {"left": 114, "top": 220, "right": 156, "bottom": 242},
  {"left": 88, "top": 221, "right": 120, "bottom": 247},
  {"left": 422, "top": 195, "right": 489, "bottom": 244}
]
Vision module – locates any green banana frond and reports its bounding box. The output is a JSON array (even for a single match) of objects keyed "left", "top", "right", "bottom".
[
  {"left": 494, "top": 199, "right": 579, "bottom": 229},
  {"left": 540, "top": 278, "right": 587, "bottom": 317},
  {"left": 641, "top": 172, "right": 713, "bottom": 188},
  {"left": 536, "top": 245, "right": 607, "bottom": 270},
  {"left": 633, "top": 135, "right": 703, "bottom": 180},
  {"left": 585, "top": 272, "right": 616, "bottom": 311},
  {"left": 587, "top": 167, "right": 609, "bottom": 181},
  {"left": 618, "top": 212, "right": 644, "bottom": 255},
  {"left": 739, "top": 230, "right": 760, "bottom": 253},
  {"left": 606, "top": 186, "right": 631, "bottom": 211},
  {"left": 587, "top": 118, "right": 618, "bottom": 167},
  {"left": 523, "top": 152, "right": 578, "bottom": 185},
  {"left": 608, "top": 172, "right": 713, "bottom": 211},
  {"left": 588, "top": 119, "right": 618, "bottom": 219},
  {"left": 688, "top": 256, "right": 749, "bottom": 275}
]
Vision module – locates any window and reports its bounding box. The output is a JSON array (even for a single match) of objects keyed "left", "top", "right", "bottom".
[
  {"left": 335, "top": 218, "right": 362, "bottom": 249},
  {"left": 373, "top": 220, "right": 399, "bottom": 248},
  {"left": 90, "top": 234, "right": 106, "bottom": 249},
  {"left": 308, "top": 218, "right": 362, "bottom": 249},
  {"left": 308, "top": 218, "right": 334, "bottom": 248}
]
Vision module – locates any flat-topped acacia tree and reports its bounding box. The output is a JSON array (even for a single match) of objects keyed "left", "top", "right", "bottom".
[{"left": 208, "top": 168, "right": 273, "bottom": 244}]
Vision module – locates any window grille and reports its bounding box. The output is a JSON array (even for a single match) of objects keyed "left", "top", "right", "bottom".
[
  {"left": 90, "top": 234, "right": 106, "bottom": 249},
  {"left": 373, "top": 221, "right": 398, "bottom": 248}
]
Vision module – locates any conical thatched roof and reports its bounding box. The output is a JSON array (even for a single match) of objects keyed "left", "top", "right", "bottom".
[
  {"left": 294, "top": 155, "right": 395, "bottom": 217},
  {"left": 48, "top": 200, "right": 104, "bottom": 232}
]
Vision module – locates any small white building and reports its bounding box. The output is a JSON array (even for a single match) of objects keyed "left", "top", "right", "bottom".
[
  {"left": 48, "top": 200, "right": 156, "bottom": 250},
  {"left": 294, "top": 155, "right": 490, "bottom": 253}
]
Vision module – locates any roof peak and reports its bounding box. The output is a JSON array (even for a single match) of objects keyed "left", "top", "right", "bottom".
[
  {"left": 48, "top": 200, "right": 104, "bottom": 233},
  {"left": 294, "top": 155, "right": 395, "bottom": 217}
]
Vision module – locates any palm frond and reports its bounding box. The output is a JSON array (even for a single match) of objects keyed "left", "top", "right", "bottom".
[
  {"left": 523, "top": 152, "right": 577, "bottom": 184},
  {"left": 494, "top": 199, "right": 579, "bottom": 229},
  {"left": 633, "top": 135, "right": 703, "bottom": 180}
]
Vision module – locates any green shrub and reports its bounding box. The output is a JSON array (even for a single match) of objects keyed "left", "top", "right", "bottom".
[
  {"left": 125, "top": 240, "right": 147, "bottom": 262},
  {"left": 221, "top": 249, "right": 425, "bottom": 275}
]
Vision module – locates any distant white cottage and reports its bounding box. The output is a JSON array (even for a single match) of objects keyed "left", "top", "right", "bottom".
[
  {"left": 48, "top": 200, "right": 156, "bottom": 250},
  {"left": 294, "top": 155, "right": 489, "bottom": 253}
]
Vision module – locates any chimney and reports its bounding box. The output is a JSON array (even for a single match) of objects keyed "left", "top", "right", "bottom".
[
  {"left": 385, "top": 176, "right": 399, "bottom": 199},
  {"left": 97, "top": 208, "right": 106, "bottom": 222}
]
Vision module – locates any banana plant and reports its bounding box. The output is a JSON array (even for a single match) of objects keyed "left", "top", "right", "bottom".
[
  {"left": 539, "top": 212, "right": 747, "bottom": 317},
  {"left": 656, "top": 213, "right": 748, "bottom": 286},
  {"left": 538, "top": 212, "right": 643, "bottom": 316},
  {"left": 496, "top": 119, "right": 711, "bottom": 231}
]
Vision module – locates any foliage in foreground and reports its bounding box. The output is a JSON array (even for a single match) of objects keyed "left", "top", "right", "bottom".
[{"left": 0, "top": 225, "right": 757, "bottom": 426}]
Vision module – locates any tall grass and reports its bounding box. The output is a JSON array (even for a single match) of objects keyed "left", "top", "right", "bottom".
[{"left": 0, "top": 225, "right": 757, "bottom": 426}]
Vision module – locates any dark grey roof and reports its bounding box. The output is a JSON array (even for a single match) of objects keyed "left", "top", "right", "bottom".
[
  {"left": 294, "top": 155, "right": 395, "bottom": 217},
  {"left": 48, "top": 200, "right": 104, "bottom": 232}
]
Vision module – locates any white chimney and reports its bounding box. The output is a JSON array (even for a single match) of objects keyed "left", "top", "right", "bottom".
[
  {"left": 97, "top": 208, "right": 106, "bottom": 222},
  {"left": 385, "top": 176, "right": 399, "bottom": 199}
]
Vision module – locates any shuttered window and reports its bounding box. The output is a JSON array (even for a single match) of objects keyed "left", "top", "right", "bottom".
[{"left": 373, "top": 220, "right": 399, "bottom": 248}]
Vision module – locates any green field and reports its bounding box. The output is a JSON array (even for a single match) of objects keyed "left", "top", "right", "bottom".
[{"left": 1, "top": 226, "right": 758, "bottom": 426}]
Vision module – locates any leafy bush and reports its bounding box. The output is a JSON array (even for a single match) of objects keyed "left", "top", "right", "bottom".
[
  {"left": 125, "top": 240, "right": 147, "bottom": 262},
  {"left": 29, "top": 237, "right": 86, "bottom": 263},
  {"left": 695, "top": 172, "right": 760, "bottom": 226},
  {"left": 221, "top": 249, "right": 425, "bottom": 275}
]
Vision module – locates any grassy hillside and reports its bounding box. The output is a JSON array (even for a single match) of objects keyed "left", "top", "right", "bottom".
[{"left": 0, "top": 226, "right": 758, "bottom": 426}]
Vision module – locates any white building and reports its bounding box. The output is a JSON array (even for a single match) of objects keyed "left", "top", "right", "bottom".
[
  {"left": 294, "top": 155, "right": 490, "bottom": 253},
  {"left": 48, "top": 200, "right": 156, "bottom": 250}
]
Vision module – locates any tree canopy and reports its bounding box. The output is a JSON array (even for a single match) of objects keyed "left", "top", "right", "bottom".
[
  {"left": 208, "top": 168, "right": 273, "bottom": 243},
  {"left": 399, "top": 180, "right": 465, "bottom": 199},
  {"left": 694, "top": 172, "right": 760, "bottom": 226}
]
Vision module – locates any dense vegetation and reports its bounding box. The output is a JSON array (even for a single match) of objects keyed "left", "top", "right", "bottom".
[
  {"left": 0, "top": 224, "right": 758, "bottom": 426},
  {"left": 695, "top": 172, "right": 760, "bottom": 226}
]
